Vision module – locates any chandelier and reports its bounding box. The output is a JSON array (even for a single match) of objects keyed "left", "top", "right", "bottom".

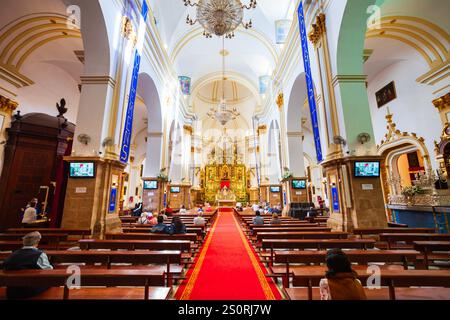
[
  {"left": 183, "top": 0, "right": 257, "bottom": 38},
  {"left": 206, "top": 37, "right": 240, "bottom": 126}
]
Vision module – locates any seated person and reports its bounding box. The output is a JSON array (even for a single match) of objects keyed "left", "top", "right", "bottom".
[
  {"left": 251, "top": 203, "right": 260, "bottom": 212},
  {"left": 319, "top": 249, "right": 367, "bottom": 300},
  {"left": 252, "top": 211, "right": 264, "bottom": 225},
  {"left": 179, "top": 205, "right": 187, "bottom": 214},
  {"left": 159, "top": 210, "right": 168, "bottom": 220},
  {"left": 204, "top": 203, "right": 213, "bottom": 212},
  {"left": 193, "top": 212, "right": 206, "bottom": 227},
  {"left": 22, "top": 201, "right": 37, "bottom": 226},
  {"left": 197, "top": 206, "right": 204, "bottom": 214},
  {"left": 148, "top": 212, "right": 158, "bottom": 226},
  {"left": 3, "top": 232, "right": 53, "bottom": 299},
  {"left": 132, "top": 202, "right": 143, "bottom": 217},
  {"left": 137, "top": 212, "right": 149, "bottom": 225},
  {"left": 270, "top": 213, "right": 282, "bottom": 225},
  {"left": 151, "top": 216, "right": 172, "bottom": 234},
  {"left": 171, "top": 216, "right": 186, "bottom": 234},
  {"left": 165, "top": 205, "right": 174, "bottom": 216}
]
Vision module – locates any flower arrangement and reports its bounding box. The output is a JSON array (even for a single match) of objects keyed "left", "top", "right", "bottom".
[
  {"left": 401, "top": 185, "right": 425, "bottom": 197},
  {"left": 157, "top": 168, "right": 169, "bottom": 182},
  {"left": 282, "top": 167, "right": 293, "bottom": 180}
]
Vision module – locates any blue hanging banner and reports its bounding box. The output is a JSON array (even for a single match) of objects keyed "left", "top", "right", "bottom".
[
  {"left": 331, "top": 186, "right": 340, "bottom": 212},
  {"left": 298, "top": 2, "right": 323, "bottom": 163},
  {"left": 109, "top": 188, "right": 117, "bottom": 213},
  {"left": 120, "top": 0, "right": 149, "bottom": 163}
]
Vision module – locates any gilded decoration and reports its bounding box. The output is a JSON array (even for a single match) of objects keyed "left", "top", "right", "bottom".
[
  {"left": 308, "top": 13, "right": 326, "bottom": 47},
  {"left": 276, "top": 93, "right": 284, "bottom": 109},
  {"left": 0, "top": 95, "right": 18, "bottom": 114},
  {"left": 432, "top": 92, "right": 450, "bottom": 111},
  {"left": 204, "top": 164, "right": 247, "bottom": 204}
]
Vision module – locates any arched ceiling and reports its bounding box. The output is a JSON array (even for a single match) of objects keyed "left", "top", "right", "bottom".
[{"left": 149, "top": 0, "right": 296, "bottom": 85}]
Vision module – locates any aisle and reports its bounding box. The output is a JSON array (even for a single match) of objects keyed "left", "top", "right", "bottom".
[{"left": 176, "top": 208, "right": 281, "bottom": 300}]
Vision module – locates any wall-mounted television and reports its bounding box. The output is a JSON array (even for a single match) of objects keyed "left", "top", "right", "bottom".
[
  {"left": 69, "top": 162, "right": 95, "bottom": 178},
  {"left": 270, "top": 186, "right": 281, "bottom": 193},
  {"left": 354, "top": 161, "right": 380, "bottom": 177},
  {"left": 170, "top": 186, "right": 181, "bottom": 193},
  {"left": 143, "top": 180, "right": 158, "bottom": 190},
  {"left": 292, "top": 179, "right": 307, "bottom": 189}
]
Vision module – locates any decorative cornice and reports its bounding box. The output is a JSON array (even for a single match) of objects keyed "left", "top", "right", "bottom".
[
  {"left": 0, "top": 94, "right": 18, "bottom": 113},
  {"left": 331, "top": 74, "right": 367, "bottom": 87},
  {"left": 148, "top": 131, "right": 163, "bottom": 138},
  {"left": 0, "top": 63, "right": 34, "bottom": 88},
  {"left": 80, "top": 76, "right": 116, "bottom": 88},
  {"left": 308, "top": 13, "right": 326, "bottom": 47},
  {"left": 432, "top": 92, "right": 450, "bottom": 111}
]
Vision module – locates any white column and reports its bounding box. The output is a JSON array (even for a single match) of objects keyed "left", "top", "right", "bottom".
[
  {"left": 144, "top": 132, "right": 163, "bottom": 177},
  {"left": 287, "top": 131, "right": 306, "bottom": 177}
]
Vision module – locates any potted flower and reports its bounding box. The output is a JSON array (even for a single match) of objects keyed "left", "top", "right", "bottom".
[
  {"left": 401, "top": 185, "right": 425, "bottom": 205},
  {"left": 157, "top": 168, "right": 169, "bottom": 182},
  {"left": 282, "top": 167, "right": 293, "bottom": 180}
]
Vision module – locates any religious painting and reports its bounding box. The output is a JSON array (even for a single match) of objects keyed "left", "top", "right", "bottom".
[
  {"left": 375, "top": 81, "right": 397, "bottom": 108},
  {"left": 275, "top": 19, "right": 291, "bottom": 44},
  {"left": 178, "top": 76, "right": 191, "bottom": 95}
]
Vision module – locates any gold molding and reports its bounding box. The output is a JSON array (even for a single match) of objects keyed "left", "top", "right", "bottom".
[
  {"left": 308, "top": 13, "right": 326, "bottom": 47},
  {"left": 183, "top": 124, "right": 193, "bottom": 135},
  {"left": 276, "top": 93, "right": 284, "bottom": 109},
  {"left": 80, "top": 76, "right": 116, "bottom": 88},
  {"left": 433, "top": 92, "right": 450, "bottom": 111},
  {"left": 0, "top": 94, "right": 18, "bottom": 113}
]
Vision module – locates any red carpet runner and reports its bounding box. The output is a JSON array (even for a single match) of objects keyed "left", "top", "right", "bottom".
[{"left": 176, "top": 208, "right": 282, "bottom": 300}]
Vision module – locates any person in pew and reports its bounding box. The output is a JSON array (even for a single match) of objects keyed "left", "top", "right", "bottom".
[
  {"left": 270, "top": 213, "right": 282, "bottom": 225},
  {"left": 159, "top": 210, "right": 168, "bottom": 220},
  {"left": 151, "top": 216, "right": 172, "bottom": 234},
  {"left": 165, "top": 204, "right": 174, "bottom": 216},
  {"left": 148, "top": 212, "right": 158, "bottom": 226},
  {"left": 171, "top": 216, "right": 187, "bottom": 234},
  {"left": 22, "top": 201, "right": 38, "bottom": 226},
  {"left": 251, "top": 203, "right": 260, "bottom": 213},
  {"left": 252, "top": 211, "right": 264, "bottom": 225},
  {"left": 132, "top": 202, "right": 143, "bottom": 217},
  {"left": 193, "top": 212, "right": 206, "bottom": 227},
  {"left": 319, "top": 249, "right": 367, "bottom": 300},
  {"left": 3, "top": 231, "right": 53, "bottom": 299},
  {"left": 179, "top": 205, "right": 187, "bottom": 214},
  {"left": 137, "top": 212, "right": 150, "bottom": 225}
]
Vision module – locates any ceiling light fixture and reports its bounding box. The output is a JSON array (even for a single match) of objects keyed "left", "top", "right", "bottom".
[
  {"left": 183, "top": 0, "right": 257, "bottom": 38},
  {"left": 206, "top": 37, "right": 240, "bottom": 126}
]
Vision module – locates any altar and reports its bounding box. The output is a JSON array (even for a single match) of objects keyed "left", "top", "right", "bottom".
[{"left": 215, "top": 186, "right": 236, "bottom": 207}]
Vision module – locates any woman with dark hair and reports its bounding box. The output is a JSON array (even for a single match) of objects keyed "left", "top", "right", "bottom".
[
  {"left": 319, "top": 249, "right": 367, "bottom": 300},
  {"left": 171, "top": 216, "right": 186, "bottom": 234}
]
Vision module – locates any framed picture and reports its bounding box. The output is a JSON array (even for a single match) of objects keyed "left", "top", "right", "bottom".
[{"left": 376, "top": 81, "right": 397, "bottom": 108}]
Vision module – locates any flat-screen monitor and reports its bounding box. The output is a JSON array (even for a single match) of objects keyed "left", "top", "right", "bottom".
[
  {"left": 292, "top": 179, "right": 307, "bottom": 189},
  {"left": 354, "top": 161, "right": 380, "bottom": 177},
  {"left": 143, "top": 180, "right": 158, "bottom": 190},
  {"left": 270, "top": 186, "right": 280, "bottom": 193},
  {"left": 170, "top": 186, "right": 180, "bottom": 193},
  {"left": 69, "top": 162, "right": 95, "bottom": 178}
]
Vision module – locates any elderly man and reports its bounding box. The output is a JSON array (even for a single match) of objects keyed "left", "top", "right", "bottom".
[{"left": 3, "top": 231, "right": 53, "bottom": 299}]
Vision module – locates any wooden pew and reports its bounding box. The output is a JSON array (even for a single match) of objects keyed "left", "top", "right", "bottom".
[
  {"left": 354, "top": 228, "right": 436, "bottom": 239},
  {"left": 122, "top": 227, "right": 204, "bottom": 237},
  {"left": 290, "top": 268, "right": 450, "bottom": 300},
  {"left": 0, "top": 234, "right": 68, "bottom": 250},
  {"left": 274, "top": 250, "right": 419, "bottom": 287},
  {"left": 6, "top": 228, "right": 91, "bottom": 239},
  {"left": 413, "top": 241, "right": 450, "bottom": 269},
  {"left": 261, "top": 239, "right": 376, "bottom": 266},
  {"left": 0, "top": 269, "right": 169, "bottom": 300},
  {"left": 106, "top": 233, "right": 198, "bottom": 243},
  {"left": 79, "top": 239, "right": 190, "bottom": 252},
  {"left": 256, "top": 231, "right": 347, "bottom": 242},
  {"left": 379, "top": 233, "right": 450, "bottom": 249},
  {"left": 247, "top": 223, "right": 320, "bottom": 230},
  {"left": 251, "top": 227, "right": 332, "bottom": 236}
]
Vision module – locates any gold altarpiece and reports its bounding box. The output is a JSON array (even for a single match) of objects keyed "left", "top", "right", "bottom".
[{"left": 203, "top": 164, "right": 248, "bottom": 204}]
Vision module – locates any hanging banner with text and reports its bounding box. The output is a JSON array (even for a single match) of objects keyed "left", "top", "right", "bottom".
[
  {"left": 120, "top": 0, "right": 149, "bottom": 163},
  {"left": 298, "top": 2, "right": 323, "bottom": 163}
]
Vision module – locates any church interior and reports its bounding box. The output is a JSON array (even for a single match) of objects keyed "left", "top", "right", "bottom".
[{"left": 0, "top": 0, "right": 449, "bottom": 303}]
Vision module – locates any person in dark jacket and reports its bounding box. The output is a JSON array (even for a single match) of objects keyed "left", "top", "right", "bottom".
[
  {"left": 151, "top": 215, "right": 172, "bottom": 234},
  {"left": 171, "top": 216, "right": 187, "bottom": 234},
  {"left": 3, "top": 231, "right": 53, "bottom": 299}
]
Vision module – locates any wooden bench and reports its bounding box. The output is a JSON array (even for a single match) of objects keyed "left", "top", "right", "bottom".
[
  {"left": 0, "top": 241, "right": 71, "bottom": 252},
  {"left": 290, "top": 267, "right": 450, "bottom": 300},
  {"left": 274, "top": 250, "right": 419, "bottom": 287},
  {"left": 106, "top": 233, "right": 198, "bottom": 242},
  {"left": 0, "top": 269, "right": 169, "bottom": 300},
  {"left": 0, "top": 233, "right": 68, "bottom": 246},
  {"left": 379, "top": 233, "right": 450, "bottom": 249},
  {"left": 354, "top": 228, "right": 436, "bottom": 239},
  {"left": 79, "top": 239, "right": 191, "bottom": 252},
  {"left": 247, "top": 223, "right": 320, "bottom": 230},
  {"left": 251, "top": 227, "right": 333, "bottom": 236},
  {"left": 413, "top": 241, "right": 450, "bottom": 269},
  {"left": 6, "top": 228, "right": 91, "bottom": 239},
  {"left": 261, "top": 239, "right": 376, "bottom": 266},
  {"left": 122, "top": 227, "right": 204, "bottom": 236},
  {"left": 256, "top": 231, "right": 347, "bottom": 242}
]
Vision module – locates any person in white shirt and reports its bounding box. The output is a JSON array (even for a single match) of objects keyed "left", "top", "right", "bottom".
[
  {"left": 193, "top": 213, "right": 206, "bottom": 226},
  {"left": 251, "top": 203, "right": 260, "bottom": 212},
  {"left": 179, "top": 205, "right": 187, "bottom": 214},
  {"left": 22, "top": 202, "right": 37, "bottom": 225},
  {"left": 137, "top": 212, "right": 150, "bottom": 224}
]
